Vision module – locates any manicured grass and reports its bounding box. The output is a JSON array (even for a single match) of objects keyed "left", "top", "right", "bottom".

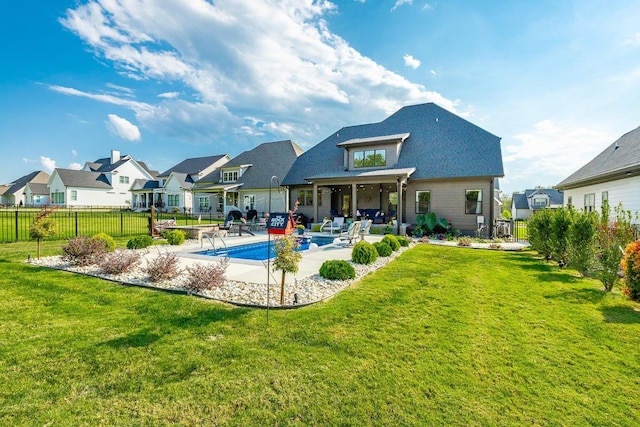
[{"left": 1, "top": 241, "right": 639, "bottom": 425}]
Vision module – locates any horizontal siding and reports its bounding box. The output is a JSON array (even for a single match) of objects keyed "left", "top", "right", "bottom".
[{"left": 563, "top": 176, "right": 640, "bottom": 219}]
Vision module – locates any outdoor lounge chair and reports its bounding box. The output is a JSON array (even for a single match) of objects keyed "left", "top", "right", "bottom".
[
  {"left": 321, "top": 216, "right": 345, "bottom": 233},
  {"left": 338, "top": 221, "right": 361, "bottom": 246},
  {"left": 359, "top": 219, "right": 372, "bottom": 241}
]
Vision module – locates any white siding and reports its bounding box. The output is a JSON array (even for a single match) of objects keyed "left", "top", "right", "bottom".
[{"left": 563, "top": 176, "right": 640, "bottom": 219}]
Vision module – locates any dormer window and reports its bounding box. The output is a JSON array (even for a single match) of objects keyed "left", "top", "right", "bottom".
[
  {"left": 354, "top": 149, "right": 386, "bottom": 168},
  {"left": 223, "top": 170, "right": 238, "bottom": 182}
]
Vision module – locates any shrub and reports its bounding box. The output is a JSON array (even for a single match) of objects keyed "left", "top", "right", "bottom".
[
  {"left": 622, "top": 239, "right": 640, "bottom": 301},
  {"left": 567, "top": 210, "right": 599, "bottom": 276},
  {"left": 527, "top": 208, "right": 554, "bottom": 259},
  {"left": 396, "top": 235, "right": 410, "bottom": 247},
  {"left": 351, "top": 241, "right": 378, "bottom": 265},
  {"left": 61, "top": 236, "right": 107, "bottom": 266},
  {"left": 311, "top": 224, "right": 321, "bottom": 232},
  {"left": 98, "top": 249, "right": 142, "bottom": 275},
  {"left": 457, "top": 236, "right": 473, "bottom": 247},
  {"left": 370, "top": 227, "right": 381, "bottom": 235},
  {"left": 184, "top": 258, "right": 229, "bottom": 293},
  {"left": 166, "top": 229, "right": 186, "bottom": 245},
  {"left": 381, "top": 234, "right": 401, "bottom": 251},
  {"left": 319, "top": 260, "right": 355, "bottom": 280},
  {"left": 93, "top": 232, "right": 116, "bottom": 252},
  {"left": 29, "top": 208, "right": 58, "bottom": 259},
  {"left": 127, "top": 235, "right": 154, "bottom": 249},
  {"left": 597, "top": 201, "right": 637, "bottom": 291},
  {"left": 144, "top": 251, "right": 181, "bottom": 282},
  {"left": 550, "top": 207, "right": 574, "bottom": 265},
  {"left": 373, "top": 241, "right": 393, "bottom": 257}
]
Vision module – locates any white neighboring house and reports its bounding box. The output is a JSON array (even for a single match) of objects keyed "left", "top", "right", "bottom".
[
  {"left": 131, "top": 154, "right": 230, "bottom": 212},
  {"left": 48, "top": 150, "right": 157, "bottom": 208},
  {"left": 24, "top": 182, "right": 50, "bottom": 207},
  {"left": 511, "top": 188, "right": 564, "bottom": 220},
  {"left": 556, "top": 126, "right": 640, "bottom": 217},
  {"left": 0, "top": 170, "right": 50, "bottom": 206}
]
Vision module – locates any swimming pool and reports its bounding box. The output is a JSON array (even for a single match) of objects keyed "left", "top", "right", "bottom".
[{"left": 200, "top": 235, "right": 337, "bottom": 261}]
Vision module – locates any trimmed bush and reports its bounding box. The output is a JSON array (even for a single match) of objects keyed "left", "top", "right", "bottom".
[
  {"left": 381, "top": 234, "right": 401, "bottom": 251},
  {"left": 396, "top": 235, "right": 409, "bottom": 247},
  {"left": 370, "top": 227, "right": 381, "bottom": 235},
  {"left": 373, "top": 241, "right": 393, "bottom": 257},
  {"left": 93, "top": 232, "right": 116, "bottom": 253},
  {"left": 99, "top": 249, "right": 142, "bottom": 275},
  {"left": 319, "top": 260, "right": 355, "bottom": 280},
  {"left": 184, "top": 258, "right": 229, "bottom": 293},
  {"left": 127, "top": 235, "right": 154, "bottom": 249},
  {"left": 311, "top": 224, "right": 321, "bottom": 232},
  {"left": 351, "top": 241, "right": 378, "bottom": 265},
  {"left": 144, "top": 251, "right": 181, "bottom": 282},
  {"left": 61, "top": 236, "right": 107, "bottom": 266},
  {"left": 166, "top": 229, "right": 186, "bottom": 246},
  {"left": 622, "top": 239, "right": 640, "bottom": 301}
]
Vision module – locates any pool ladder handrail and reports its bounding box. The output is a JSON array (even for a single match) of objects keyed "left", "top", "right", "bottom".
[{"left": 201, "top": 232, "right": 229, "bottom": 256}]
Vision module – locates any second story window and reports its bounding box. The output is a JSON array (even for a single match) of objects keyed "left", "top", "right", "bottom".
[
  {"left": 223, "top": 171, "right": 238, "bottom": 182},
  {"left": 119, "top": 176, "right": 129, "bottom": 184},
  {"left": 354, "top": 149, "right": 386, "bottom": 168}
]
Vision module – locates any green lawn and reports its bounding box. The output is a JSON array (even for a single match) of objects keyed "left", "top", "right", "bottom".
[{"left": 1, "top": 240, "right": 639, "bottom": 425}]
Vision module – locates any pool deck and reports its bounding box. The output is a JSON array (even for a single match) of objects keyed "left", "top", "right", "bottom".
[{"left": 175, "top": 231, "right": 384, "bottom": 285}]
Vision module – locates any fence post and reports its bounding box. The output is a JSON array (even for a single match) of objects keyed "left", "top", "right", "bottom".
[
  {"left": 75, "top": 211, "right": 79, "bottom": 237},
  {"left": 120, "top": 212, "right": 124, "bottom": 236},
  {"left": 15, "top": 210, "right": 19, "bottom": 243}
]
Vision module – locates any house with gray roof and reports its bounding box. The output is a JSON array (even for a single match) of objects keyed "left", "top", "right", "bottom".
[
  {"left": 131, "top": 154, "right": 230, "bottom": 212},
  {"left": 192, "top": 140, "right": 303, "bottom": 215},
  {"left": 511, "top": 188, "right": 564, "bottom": 220},
  {"left": 282, "top": 103, "right": 504, "bottom": 235},
  {"left": 0, "top": 170, "right": 50, "bottom": 206},
  {"left": 24, "top": 182, "right": 51, "bottom": 207},
  {"left": 48, "top": 150, "right": 156, "bottom": 207},
  {"left": 556, "top": 125, "right": 640, "bottom": 216}
]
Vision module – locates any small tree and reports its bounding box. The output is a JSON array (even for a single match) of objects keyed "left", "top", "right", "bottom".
[
  {"left": 29, "top": 207, "right": 58, "bottom": 259},
  {"left": 272, "top": 235, "right": 301, "bottom": 305},
  {"left": 527, "top": 208, "right": 554, "bottom": 259},
  {"left": 550, "top": 206, "right": 574, "bottom": 266},
  {"left": 567, "top": 209, "right": 599, "bottom": 276},
  {"left": 597, "top": 201, "right": 636, "bottom": 291}
]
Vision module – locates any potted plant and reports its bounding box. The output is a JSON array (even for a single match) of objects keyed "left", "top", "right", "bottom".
[{"left": 296, "top": 224, "right": 305, "bottom": 235}]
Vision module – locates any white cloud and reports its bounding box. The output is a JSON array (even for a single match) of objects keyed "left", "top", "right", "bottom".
[
  {"left": 158, "top": 91, "right": 179, "bottom": 99},
  {"left": 71, "top": 149, "right": 78, "bottom": 156},
  {"left": 391, "top": 0, "right": 413, "bottom": 12},
  {"left": 55, "top": 1, "right": 457, "bottom": 147},
  {"left": 106, "top": 114, "right": 142, "bottom": 141},
  {"left": 430, "top": 69, "right": 437, "bottom": 76},
  {"left": 624, "top": 32, "right": 640, "bottom": 45},
  {"left": 40, "top": 156, "right": 56, "bottom": 173},
  {"left": 67, "top": 162, "right": 83, "bottom": 170},
  {"left": 503, "top": 119, "right": 610, "bottom": 189},
  {"left": 422, "top": 4, "right": 433, "bottom": 11},
  {"left": 403, "top": 54, "right": 421, "bottom": 69}
]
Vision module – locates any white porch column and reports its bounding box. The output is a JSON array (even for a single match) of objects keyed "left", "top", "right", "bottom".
[
  {"left": 396, "top": 177, "right": 404, "bottom": 235},
  {"left": 351, "top": 183, "right": 357, "bottom": 218},
  {"left": 313, "top": 182, "right": 318, "bottom": 223}
]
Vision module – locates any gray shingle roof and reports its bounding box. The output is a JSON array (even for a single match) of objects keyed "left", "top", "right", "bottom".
[
  {"left": 556, "top": 125, "right": 640, "bottom": 189},
  {"left": 282, "top": 103, "right": 503, "bottom": 186},
  {"left": 222, "top": 140, "right": 303, "bottom": 189},
  {"left": 54, "top": 169, "right": 112, "bottom": 189},
  {"left": 526, "top": 188, "right": 564, "bottom": 205},
  {"left": 5, "top": 171, "right": 50, "bottom": 195},
  {"left": 158, "top": 155, "right": 227, "bottom": 177},
  {"left": 512, "top": 193, "right": 529, "bottom": 210},
  {"left": 25, "top": 183, "right": 49, "bottom": 195}
]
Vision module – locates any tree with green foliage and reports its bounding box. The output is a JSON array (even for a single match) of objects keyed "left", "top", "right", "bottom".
[
  {"left": 567, "top": 209, "right": 599, "bottom": 276},
  {"left": 551, "top": 206, "right": 574, "bottom": 266},
  {"left": 272, "top": 235, "right": 302, "bottom": 305},
  {"left": 527, "top": 208, "right": 554, "bottom": 259},
  {"left": 29, "top": 208, "right": 58, "bottom": 259},
  {"left": 597, "top": 201, "right": 636, "bottom": 291}
]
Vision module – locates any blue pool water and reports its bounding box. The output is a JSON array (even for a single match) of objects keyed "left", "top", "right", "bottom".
[{"left": 200, "top": 236, "right": 336, "bottom": 261}]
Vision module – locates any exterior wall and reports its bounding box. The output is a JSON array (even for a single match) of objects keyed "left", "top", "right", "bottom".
[
  {"left": 66, "top": 187, "right": 129, "bottom": 207},
  {"left": 405, "top": 177, "right": 494, "bottom": 235},
  {"left": 562, "top": 176, "right": 640, "bottom": 219},
  {"left": 238, "top": 189, "right": 286, "bottom": 216},
  {"left": 24, "top": 189, "right": 49, "bottom": 206}
]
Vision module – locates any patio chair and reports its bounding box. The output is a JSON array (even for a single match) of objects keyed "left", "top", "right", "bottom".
[
  {"left": 321, "top": 216, "right": 345, "bottom": 233},
  {"left": 359, "top": 219, "right": 372, "bottom": 241},
  {"left": 338, "top": 221, "right": 361, "bottom": 246}
]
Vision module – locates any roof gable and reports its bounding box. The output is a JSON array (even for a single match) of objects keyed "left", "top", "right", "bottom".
[
  {"left": 50, "top": 169, "right": 112, "bottom": 189},
  {"left": 557, "top": 125, "right": 640, "bottom": 188},
  {"left": 5, "top": 170, "right": 50, "bottom": 195},
  {"left": 158, "top": 154, "right": 228, "bottom": 178},
  {"left": 282, "top": 103, "right": 503, "bottom": 185}
]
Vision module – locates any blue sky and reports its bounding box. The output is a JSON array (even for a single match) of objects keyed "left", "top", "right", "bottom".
[{"left": 1, "top": 0, "right": 639, "bottom": 195}]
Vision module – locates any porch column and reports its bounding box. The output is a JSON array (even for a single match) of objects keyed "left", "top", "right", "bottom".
[
  {"left": 313, "top": 182, "right": 318, "bottom": 224},
  {"left": 351, "top": 183, "right": 357, "bottom": 218},
  {"left": 396, "top": 177, "right": 403, "bottom": 235},
  {"left": 222, "top": 190, "right": 227, "bottom": 215}
]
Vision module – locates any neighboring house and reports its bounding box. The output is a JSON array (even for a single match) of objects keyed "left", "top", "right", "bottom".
[
  {"left": 556, "top": 125, "right": 640, "bottom": 216},
  {"left": 511, "top": 189, "right": 564, "bottom": 220},
  {"left": 48, "top": 150, "right": 157, "bottom": 207},
  {"left": 192, "top": 140, "right": 304, "bottom": 215},
  {"left": 24, "top": 182, "right": 50, "bottom": 207},
  {"left": 131, "top": 154, "right": 230, "bottom": 212},
  {"left": 282, "top": 103, "right": 504, "bottom": 235},
  {"left": 0, "top": 171, "right": 50, "bottom": 206}
]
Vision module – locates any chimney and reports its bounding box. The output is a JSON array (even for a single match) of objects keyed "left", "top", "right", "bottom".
[{"left": 111, "top": 149, "right": 120, "bottom": 164}]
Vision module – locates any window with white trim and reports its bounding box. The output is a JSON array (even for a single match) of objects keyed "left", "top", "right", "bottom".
[
  {"left": 465, "top": 190, "right": 482, "bottom": 214},
  {"left": 354, "top": 149, "right": 386, "bottom": 168},
  {"left": 416, "top": 191, "right": 430, "bottom": 214},
  {"left": 119, "top": 176, "right": 129, "bottom": 184},
  {"left": 167, "top": 194, "right": 180, "bottom": 207},
  {"left": 70, "top": 190, "right": 77, "bottom": 201},
  {"left": 52, "top": 192, "right": 64, "bottom": 204},
  {"left": 584, "top": 193, "right": 595, "bottom": 212},
  {"left": 223, "top": 171, "right": 238, "bottom": 182}
]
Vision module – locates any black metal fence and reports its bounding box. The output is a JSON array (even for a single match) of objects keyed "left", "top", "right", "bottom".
[
  {"left": 511, "top": 219, "right": 528, "bottom": 243},
  {"left": 0, "top": 207, "right": 223, "bottom": 243}
]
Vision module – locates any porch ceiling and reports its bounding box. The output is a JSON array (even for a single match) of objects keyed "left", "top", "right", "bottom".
[{"left": 305, "top": 167, "right": 415, "bottom": 184}]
